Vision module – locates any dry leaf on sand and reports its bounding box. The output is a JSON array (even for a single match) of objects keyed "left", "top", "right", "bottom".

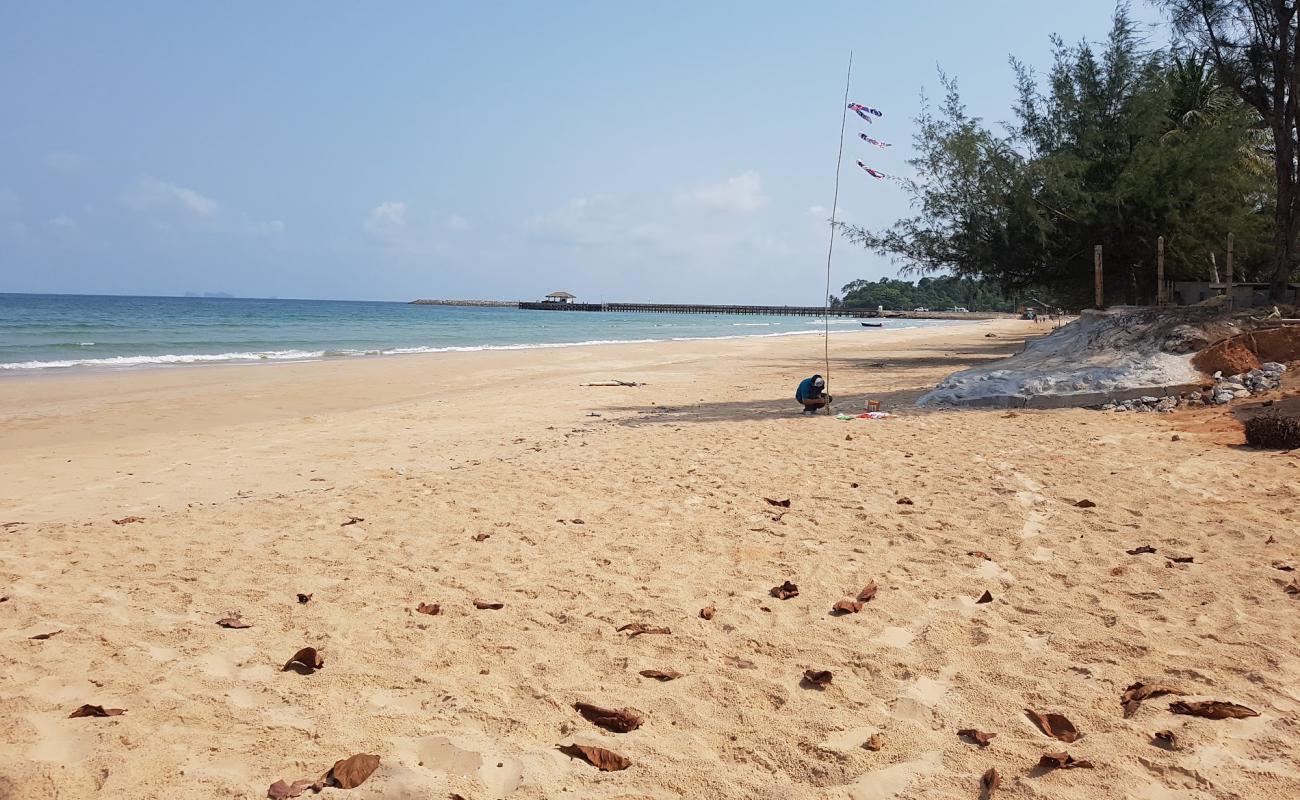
[
  {"left": 896, "top": 497, "right": 914, "bottom": 505},
  {"left": 558, "top": 743, "right": 631, "bottom": 771},
  {"left": 639, "top": 669, "right": 682, "bottom": 681},
  {"left": 112, "top": 516, "right": 144, "bottom": 525},
  {"left": 1169, "top": 700, "right": 1259, "bottom": 719},
  {"left": 832, "top": 599, "right": 863, "bottom": 615},
  {"left": 1272, "top": 562, "right": 1295, "bottom": 572},
  {"left": 699, "top": 606, "right": 715, "bottom": 620},
  {"left": 864, "top": 734, "right": 884, "bottom": 751},
  {"left": 296, "top": 593, "right": 312, "bottom": 604},
  {"left": 283, "top": 647, "right": 324, "bottom": 673},
  {"left": 472, "top": 533, "right": 491, "bottom": 541},
  {"left": 1038, "top": 752, "right": 1093, "bottom": 769},
  {"left": 473, "top": 599, "right": 504, "bottom": 610},
  {"left": 1121, "top": 682, "right": 1182, "bottom": 717},
  {"left": 980, "top": 768, "right": 1001, "bottom": 798},
  {"left": 976, "top": 590, "right": 994, "bottom": 604},
  {"left": 969, "top": 551, "right": 991, "bottom": 561},
  {"left": 1153, "top": 730, "right": 1177, "bottom": 747},
  {"left": 216, "top": 617, "right": 251, "bottom": 629},
  {"left": 267, "top": 778, "right": 314, "bottom": 799},
  {"left": 29, "top": 630, "right": 62, "bottom": 640},
  {"left": 770, "top": 581, "right": 800, "bottom": 599},
  {"left": 416, "top": 603, "right": 440, "bottom": 616},
  {"left": 321, "top": 753, "right": 380, "bottom": 789},
  {"left": 574, "top": 702, "right": 643, "bottom": 733},
  {"left": 69, "top": 704, "right": 125, "bottom": 718},
  {"left": 764, "top": 497, "right": 792, "bottom": 508},
  {"left": 1167, "top": 555, "right": 1194, "bottom": 564},
  {"left": 958, "top": 729, "right": 996, "bottom": 747},
  {"left": 1025, "top": 709, "right": 1080, "bottom": 742},
  {"left": 616, "top": 622, "right": 671, "bottom": 636},
  {"left": 858, "top": 582, "right": 878, "bottom": 602},
  {"left": 1127, "top": 545, "right": 1157, "bottom": 555},
  {"left": 1074, "top": 499, "right": 1097, "bottom": 508},
  {"left": 1287, "top": 579, "right": 1300, "bottom": 597},
  {"left": 803, "top": 669, "right": 833, "bottom": 688},
  {"left": 340, "top": 516, "right": 364, "bottom": 526}
]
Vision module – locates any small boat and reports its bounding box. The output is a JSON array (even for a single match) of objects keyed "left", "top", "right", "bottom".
[{"left": 860, "top": 322, "right": 884, "bottom": 328}]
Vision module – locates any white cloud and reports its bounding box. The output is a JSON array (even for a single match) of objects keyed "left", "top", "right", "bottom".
[
  {"left": 680, "top": 170, "right": 768, "bottom": 212},
  {"left": 48, "top": 215, "right": 76, "bottom": 228},
  {"left": 122, "top": 177, "right": 220, "bottom": 217},
  {"left": 445, "top": 214, "right": 469, "bottom": 231},
  {"left": 46, "top": 152, "right": 89, "bottom": 172},
  {"left": 363, "top": 202, "right": 408, "bottom": 238}
]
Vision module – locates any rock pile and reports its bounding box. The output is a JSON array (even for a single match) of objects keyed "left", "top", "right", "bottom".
[{"left": 1098, "top": 362, "right": 1287, "bottom": 413}]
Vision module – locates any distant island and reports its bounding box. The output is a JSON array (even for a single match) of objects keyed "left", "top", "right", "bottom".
[
  {"left": 409, "top": 299, "right": 518, "bottom": 307},
  {"left": 183, "top": 291, "right": 236, "bottom": 299}
]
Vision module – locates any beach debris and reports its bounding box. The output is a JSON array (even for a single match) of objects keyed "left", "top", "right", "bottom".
[
  {"left": 1073, "top": 499, "right": 1097, "bottom": 508},
  {"left": 802, "top": 669, "right": 833, "bottom": 688},
  {"left": 968, "top": 551, "right": 991, "bottom": 561},
  {"left": 29, "top": 629, "right": 62, "bottom": 640},
  {"left": 1126, "top": 545, "right": 1157, "bottom": 555},
  {"left": 858, "top": 582, "right": 878, "bottom": 602},
  {"left": 770, "top": 581, "right": 800, "bottom": 599},
  {"left": 112, "top": 516, "right": 145, "bottom": 525},
  {"left": 1153, "top": 730, "right": 1177, "bottom": 748},
  {"left": 864, "top": 734, "right": 884, "bottom": 751},
  {"left": 980, "top": 767, "right": 1001, "bottom": 798},
  {"left": 267, "top": 779, "right": 314, "bottom": 799},
  {"left": 896, "top": 497, "right": 914, "bottom": 505},
  {"left": 1273, "top": 562, "right": 1295, "bottom": 572},
  {"left": 1267, "top": 535, "right": 1278, "bottom": 545},
  {"left": 1038, "top": 752, "right": 1093, "bottom": 769},
  {"left": 283, "top": 647, "right": 324, "bottom": 673},
  {"left": 574, "top": 702, "right": 643, "bottom": 733},
  {"left": 764, "top": 497, "right": 792, "bottom": 508},
  {"left": 832, "top": 599, "right": 864, "bottom": 615},
  {"left": 1169, "top": 700, "right": 1259, "bottom": 719},
  {"left": 1286, "top": 578, "right": 1300, "bottom": 597},
  {"left": 639, "top": 669, "right": 682, "bottom": 682},
  {"left": 69, "top": 704, "right": 125, "bottom": 718},
  {"left": 617, "top": 622, "right": 671, "bottom": 636},
  {"left": 296, "top": 593, "right": 312, "bottom": 604},
  {"left": 699, "top": 606, "right": 715, "bottom": 620},
  {"left": 976, "top": 590, "right": 994, "bottom": 604},
  {"left": 472, "top": 533, "right": 491, "bottom": 541},
  {"left": 845, "top": 434, "right": 853, "bottom": 441},
  {"left": 416, "top": 603, "right": 440, "bottom": 616},
  {"left": 473, "top": 599, "right": 504, "bottom": 610},
  {"left": 340, "top": 516, "right": 364, "bottom": 526},
  {"left": 322, "top": 754, "right": 380, "bottom": 789},
  {"left": 558, "top": 743, "right": 631, "bottom": 771},
  {"left": 1167, "top": 555, "right": 1194, "bottom": 564},
  {"left": 958, "top": 729, "right": 996, "bottom": 747},
  {"left": 216, "top": 617, "right": 251, "bottom": 629},
  {"left": 1025, "top": 709, "right": 1080, "bottom": 742},
  {"left": 583, "top": 380, "right": 643, "bottom": 387},
  {"left": 571, "top": 518, "right": 585, "bottom": 525},
  {"left": 585, "top": 412, "right": 602, "bottom": 417},
  {"left": 1121, "top": 682, "right": 1182, "bottom": 717}
]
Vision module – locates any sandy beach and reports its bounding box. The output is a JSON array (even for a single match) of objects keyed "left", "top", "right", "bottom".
[{"left": 2, "top": 319, "right": 1299, "bottom": 799}]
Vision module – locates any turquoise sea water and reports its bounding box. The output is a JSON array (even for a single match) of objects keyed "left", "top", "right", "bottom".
[{"left": 0, "top": 294, "right": 973, "bottom": 371}]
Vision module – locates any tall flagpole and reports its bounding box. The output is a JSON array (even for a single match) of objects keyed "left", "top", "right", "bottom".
[{"left": 823, "top": 51, "right": 853, "bottom": 405}]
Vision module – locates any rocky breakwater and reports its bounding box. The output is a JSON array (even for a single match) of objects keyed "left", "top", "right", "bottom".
[{"left": 1099, "top": 362, "right": 1287, "bottom": 413}]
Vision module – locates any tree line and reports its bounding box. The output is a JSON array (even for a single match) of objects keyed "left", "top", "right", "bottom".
[{"left": 833, "top": 276, "right": 1015, "bottom": 312}]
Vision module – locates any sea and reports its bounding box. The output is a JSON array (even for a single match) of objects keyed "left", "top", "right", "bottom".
[{"left": 0, "top": 294, "right": 973, "bottom": 372}]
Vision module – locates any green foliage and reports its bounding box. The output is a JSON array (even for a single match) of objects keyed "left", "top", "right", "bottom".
[
  {"left": 838, "top": 4, "right": 1273, "bottom": 308},
  {"left": 836, "top": 276, "right": 1015, "bottom": 312}
]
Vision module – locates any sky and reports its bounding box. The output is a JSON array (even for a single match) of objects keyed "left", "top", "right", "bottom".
[{"left": 0, "top": 1, "right": 1166, "bottom": 304}]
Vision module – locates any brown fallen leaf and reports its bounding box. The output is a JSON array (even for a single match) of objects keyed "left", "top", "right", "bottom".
[
  {"left": 216, "top": 617, "right": 251, "bottom": 629},
  {"left": 1273, "top": 562, "right": 1295, "bottom": 572},
  {"left": 764, "top": 497, "right": 791, "bottom": 508},
  {"left": 472, "top": 533, "right": 491, "bottom": 541},
  {"left": 1153, "top": 730, "right": 1177, "bottom": 747},
  {"left": 638, "top": 669, "right": 682, "bottom": 681},
  {"left": 1025, "top": 709, "right": 1080, "bottom": 742},
  {"left": 616, "top": 622, "right": 671, "bottom": 636},
  {"left": 571, "top": 518, "right": 585, "bottom": 525},
  {"left": 473, "top": 599, "right": 504, "bottom": 610},
  {"left": 1038, "top": 751, "right": 1093, "bottom": 769},
  {"left": 699, "top": 606, "right": 715, "bottom": 620},
  {"left": 574, "top": 702, "right": 643, "bottom": 732},
  {"left": 969, "top": 551, "right": 991, "bottom": 561},
  {"left": 296, "top": 593, "right": 312, "bottom": 604},
  {"left": 416, "top": 603, "right": 440, "bottom": 616},
  {"left": 980, "top": 767, "right": 1001, "bottom": 799},
  {"left": 267, "top": 778, "right": 314, "bottom": 799},
  {"left": 1167, "top": 555, "right": 1194, "bottom": 564},
  {"left": 112, "top": 516, "right": 144, "bottom": 525},
  {"left": 340, "top": 516, "right": 364, "bottom": 526},
  {"left": 976, "top": 590, "right": 994, "bottom": 604},
  {"left": 858, "top": 582, "right": 878, "bottom": 602},
  {"left": 29, "top": 630, "right": 62, "bottom": 640},
  {"left": 1266, "top": 534, "right": 1278, "bottom": 544},
  {"left": 845, "top": 434, "right": 853, "bottom": 441},
  {"left": 958, "top": 728, "right": 996, "bottom": 747},
  {"left": 558, "top": 743, "right": 631, "bottom": 771},
  {"left": 1169, "top": 700, "right": 1259, "bottom": 719},
  {"left": 69, "top": 704, "right": 125, "bottom": 718},
  {"left": 1074, "top": 499, "right": 1097, "bottom": 508},
  {"left": 321, "top": 753, "right": 380, "bottom": 789},
  {"left": 1121, "top": 681, "right": 1182, "bottom": 718},
  {"left": 770, "top": 581, "right": 800, "bottom": 599},
  {"left": 1286, "top": 579, "right": 1300, "bottom": 597},
  {"left": 864, "top": 734, "right": 884, "bottom": 751},
  {"left": 803, "top": 669, "right": 833, "bottom": 688},
  {"left": 832, "top": 598, "right": 863, "bottom": 615},
  {"left": 896, "top": 497, "right": 914, "bottom": 505},
  {"left": 1127, "top": 545, "right": 1157, "bottom": 555},
  {"left": 283, "top": 647, "right": 324, "bottom": 673}
]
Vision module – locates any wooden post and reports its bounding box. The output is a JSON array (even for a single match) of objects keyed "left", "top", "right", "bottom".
[
  {"left": 1225, "top": 233, "right": 1234, "bottom": 306},
  {"left": 1094, "top": 245, "right": 1104, "bottom": 309},
  {"left": 1156, "top": 236, "right": 1165, "bottom": 305}
]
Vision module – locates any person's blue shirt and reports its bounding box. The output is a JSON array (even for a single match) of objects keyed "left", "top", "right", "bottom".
[{"left": 796, "top": 375, "right": 822, "bottom": 402}]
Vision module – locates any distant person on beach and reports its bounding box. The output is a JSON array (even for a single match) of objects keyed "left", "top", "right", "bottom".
[{"left": 795, "top": 374, "right": 832, "bottom": 415}]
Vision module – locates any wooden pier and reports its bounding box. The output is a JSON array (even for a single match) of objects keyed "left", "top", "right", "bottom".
[{"left": 516, "top": 301, "right": 1011, "bottom": 320}]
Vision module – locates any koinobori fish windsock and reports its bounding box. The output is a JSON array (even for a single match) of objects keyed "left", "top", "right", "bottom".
[
  {"left": 859, "top": 133, "right": 891, "bottom": 148},
  {"left": 856, "top": 161, "right": 890, "bottom": 180},
  {"left": 848, "top": 102, "right": 883, "bottom": 121}
]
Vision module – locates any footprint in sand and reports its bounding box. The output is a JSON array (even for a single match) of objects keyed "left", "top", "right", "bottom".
[
  {"left": 844, "top": 751, "right": 942, "bottom": 800},
  {"left": 391, "top": 735, "right": 523, "bottom": 799},
  {"left": 26, "top": 713, "right": 98, "bottom": 764}
]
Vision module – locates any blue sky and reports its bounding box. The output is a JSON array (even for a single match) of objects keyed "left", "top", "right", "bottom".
[{"left": 0, "top": 1, "right": 1164, "bottom": 303}]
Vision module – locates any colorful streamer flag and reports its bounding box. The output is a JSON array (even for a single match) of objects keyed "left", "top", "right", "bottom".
[
  {"left": 848, "top": 102, "right": 883, "bottom": 121},
  {"left": 856, "top": 161, "right": 891, "bottom": 180},
  {"left": 859, "top": 133, "right": 891, "bottom": 148}
]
